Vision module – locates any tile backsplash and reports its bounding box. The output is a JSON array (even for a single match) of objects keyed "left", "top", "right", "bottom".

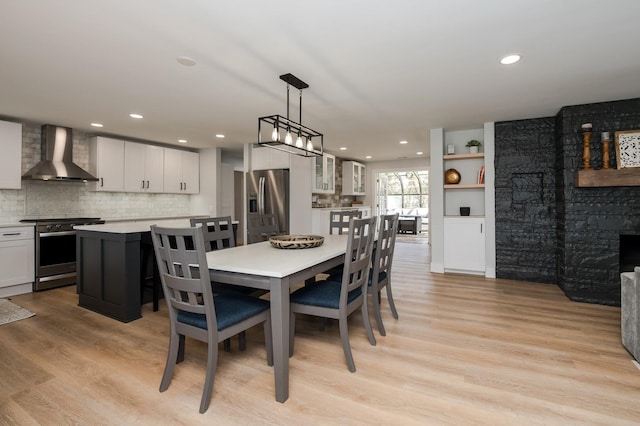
[{"left": 0, "top": 122, "right": 192, "bottom": 223}]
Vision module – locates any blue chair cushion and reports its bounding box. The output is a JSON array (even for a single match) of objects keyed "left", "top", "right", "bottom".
[
  {"left": 177, "top": 294, "right": 269, "bottom": 331},
  {"left": 212, "top": 281, "right": 265, "bottom": 297},
  {"left": 290, "top": 279, "right": 362, "bottom": 309},
  {"left": 368, "top": 270, "right": 387, "bottom": 286}
]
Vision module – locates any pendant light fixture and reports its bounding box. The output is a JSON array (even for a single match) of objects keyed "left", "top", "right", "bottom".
[{"left": 258, "top": 73, "right": 323, "bottom": 157}]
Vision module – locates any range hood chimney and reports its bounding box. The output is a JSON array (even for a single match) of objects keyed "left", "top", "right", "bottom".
[{"left": 22, "top": 125, "right": 98, "bottom": 182}]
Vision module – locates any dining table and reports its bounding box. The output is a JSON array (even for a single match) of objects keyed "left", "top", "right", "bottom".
[{"left": 204, "top": 234, "right": 349, "bottom": 403}]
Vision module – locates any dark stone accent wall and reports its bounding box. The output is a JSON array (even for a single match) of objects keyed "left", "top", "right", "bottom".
[
  {"left": 555, "top": 98, "right": 640, "bottom": 305},
  {"left": 495, "top": 98, "right": 640, "bottom": 306},
  {"left": 495, "top": 117, "right": 557, "bottom": 284}
]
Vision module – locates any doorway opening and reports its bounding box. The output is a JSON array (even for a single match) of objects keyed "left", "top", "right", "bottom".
[{"left": 376, "top": 170, "right": 429, "bottom": 241}]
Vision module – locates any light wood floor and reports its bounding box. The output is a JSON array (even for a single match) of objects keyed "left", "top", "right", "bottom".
[{"left": 2, "top": 241, "right": 639, "bottom": 425}]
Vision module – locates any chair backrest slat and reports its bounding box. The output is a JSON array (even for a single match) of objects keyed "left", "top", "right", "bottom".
[
  {"left": 190, "top": 216, "right": 235, "bottom": 251},
  {"left": 329, "top": 210, "right": 363, "bottom": 235},
  {"left": 151, "top": 224, "right": 217, "bottom": 331},
  {"left": 341, "top": 216, "right": 376, "bottom": 301},
  {"left": 372, "top": 213, "right": 399, "bottom": 282}
]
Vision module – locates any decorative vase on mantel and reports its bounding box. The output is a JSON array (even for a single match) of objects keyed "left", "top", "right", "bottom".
[{"left": 469, "top": 146, "right": 479, "bottom": 154}]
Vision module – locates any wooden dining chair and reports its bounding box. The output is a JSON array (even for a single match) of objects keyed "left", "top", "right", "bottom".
[
  {"left": 247, "top": 213, "right": 281, "bottom": 244},
  {"left": 323, "top": 210, "right": 364, "bottom": 279},
  {"left": 190, "top": 216, "right": 267, "bottom": 352},
  {"left": 329, "top": 210, "right": 362, "bottom": 235},
  {"left": 369, "top": 213, "right": 400, "bottom": 336},
  {"left": 150, "top": 224, "right": 273, "bottom": 414},
  {"left": 190, "top": 216, "right": 235, "bottom": 251},
  {"left": 289, "top": 216, "right": 377, "bottom": 372}
]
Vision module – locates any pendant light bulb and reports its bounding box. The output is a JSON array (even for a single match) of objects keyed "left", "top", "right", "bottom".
[
  {"left": 306, "top": 137, "right": 314, "bottom": 151},
  {"left": 295, "top": 133, "right": 303, "bottom": 148},
  {"left": 271, "top": 125, "right": 279, "bottom": 141},
  {"left": 285, "top": 128, "right": 293, "bottom": 145}
]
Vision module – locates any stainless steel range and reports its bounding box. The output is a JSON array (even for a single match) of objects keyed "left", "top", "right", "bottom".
[{"left": 20, "top": 218, "right": 105, "bottom": 291}]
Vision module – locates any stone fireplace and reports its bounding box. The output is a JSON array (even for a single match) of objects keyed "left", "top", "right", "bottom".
[
  {"left": 621, "top": 234, "right": 640, "bottom": 274},
  {"left": 495, "top": 97, "right": 640, "bottom": 306}
]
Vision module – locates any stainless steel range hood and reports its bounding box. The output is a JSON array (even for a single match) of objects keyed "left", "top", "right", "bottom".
[{"left": 22, "top": 125, "right": 98, "bottom": 182}]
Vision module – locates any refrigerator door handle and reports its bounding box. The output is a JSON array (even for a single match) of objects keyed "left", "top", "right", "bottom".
[{"left": 259, "top": 177, "right": 265, "bottom": 215}]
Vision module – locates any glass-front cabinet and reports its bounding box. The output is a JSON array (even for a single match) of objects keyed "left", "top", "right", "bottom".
[
  {"left": 313, "top": 153, "right": 335, "bottom": 194},
  {"left": 342, "top": 160, "right": 366, "bottom": 195}
]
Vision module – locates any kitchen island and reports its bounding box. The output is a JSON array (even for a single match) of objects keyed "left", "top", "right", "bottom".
[{"left": 74, "top": 218, "right": 237, "bottom": 322}]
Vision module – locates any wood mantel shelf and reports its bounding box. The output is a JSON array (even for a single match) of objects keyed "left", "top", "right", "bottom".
[{"left": 575, "top": 168, "right": 640, "bottom": 187}]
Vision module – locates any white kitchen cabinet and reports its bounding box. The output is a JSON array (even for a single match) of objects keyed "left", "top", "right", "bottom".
[
  {"left": 89, "top": 136, "right": 125, "bottom": 192},
  {"left": 342, "top": 161, "right": 366, "bottom": 195},
  {"left": 444, "top": 217, "right": 485, "bottom": 274},
  {"left": 313, "top": 153, "right": 335, "bottom": 194},
  {"left": 251, "top": 144, "right": 290, "bottom": 170},
  {"left": 164, "top": 148, "right": 199, "bottom": 194},
  {"left": 124, "top": 142, "right": 164, "bottom": 193},
  {"left": 0, "top": 226, "right": 34, "bottom": 297},
  {"left": 0, "top": 120, "right": 22, "bottom": 189}
]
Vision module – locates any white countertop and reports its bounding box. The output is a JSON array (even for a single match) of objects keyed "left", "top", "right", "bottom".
[
  {"left": 206, "top": 234, "right": 348, "bottom": 277},
  {"left": 0, "top": 222, "right": 33, "bottom": 228},
  {"left": 75, "top": 218, "right": 238, "bottom": 234},
  {"left": 312, "top": 206, "right": 370, "bottom": 210}
]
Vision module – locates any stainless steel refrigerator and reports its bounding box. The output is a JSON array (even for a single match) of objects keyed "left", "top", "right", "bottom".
[{"left": 246, "top": 169, "right": 290, "bottom": 235}]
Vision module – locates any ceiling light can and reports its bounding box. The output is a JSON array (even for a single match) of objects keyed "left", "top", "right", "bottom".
[{"left": 500, "top": 54, "right": 521, "bottom": 65}]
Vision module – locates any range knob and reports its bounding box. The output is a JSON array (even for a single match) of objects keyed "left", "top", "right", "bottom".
[{"left": 46, "top": 224, "right": 54, "bottom": 232}]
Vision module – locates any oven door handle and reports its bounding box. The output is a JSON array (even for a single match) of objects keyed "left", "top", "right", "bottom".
[{"left": 39, "top": 231, "right": 76, "bottom": 238}]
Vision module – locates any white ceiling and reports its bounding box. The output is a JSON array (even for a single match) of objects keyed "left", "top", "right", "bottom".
[{"left": 2, "top": 1, "right": 640, "bottom": 162}]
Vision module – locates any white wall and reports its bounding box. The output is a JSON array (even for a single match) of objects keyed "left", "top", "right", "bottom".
[{"left": 430, "top": 129, "right": 445, "bottom": 273}]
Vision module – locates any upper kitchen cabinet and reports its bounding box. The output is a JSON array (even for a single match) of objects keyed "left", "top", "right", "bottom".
[
  {"left": 313, "top": 153, "right": 335, "bottom": 194},
  {"left": 0, "top": 120, "right": 22, "bottom": 189},
  {"left": 342, "top": 161, "right": 366, "bottom": 195},
  {"left": 250, "top": 144, "right": 290, "bottom": 170},
  {"left": 164, "top": 148, "right": 199, "bottom": 194},
  {"left": 124, "top": 142, "right": 164, "bottom": 193},
  {"left": 89, "top": 136, "right": 125, "bottom": 192}
]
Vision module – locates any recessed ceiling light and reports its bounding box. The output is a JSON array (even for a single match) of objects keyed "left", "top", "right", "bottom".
[
  {"left": 340, "top": 147, "right": 347, "bottom": 150},
  {"left": 178, "top": 139, "right": 187, "bottom": 143},
  {"left": 400, "top": 140, "right": 408, "bottom": 145},
  {"left": 215, "top": 134, "right": 225, "bottom": 138},
  {"left": 129, "top": 113, "right": 143, "bottom": 119},
  {"left": 90, "top": 123, "right": 103, "bottom": 128},
  {"left": 500, "top": 54, "right": 521, "bottom": 65},
  {"left": 417, "top": 151, "right": 423, "bottom": 155},
  {"left": 176, "top": 56, "right": 196, "bottom": 66},
  {"left": 365, "top": 155, "right": 372, "bottom": 159}
]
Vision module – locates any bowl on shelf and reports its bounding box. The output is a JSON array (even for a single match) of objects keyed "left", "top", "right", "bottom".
[
  {"left": 445, "top": 168, "right": 461, "bottom": 184},
  {"left": 269, "top": 235, "right": 325, "bottom": 249}
]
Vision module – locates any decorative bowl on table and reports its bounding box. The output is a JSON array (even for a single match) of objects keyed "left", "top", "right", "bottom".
[{"left": 269, "top": 235, "right": 325, "bottom": 249}]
